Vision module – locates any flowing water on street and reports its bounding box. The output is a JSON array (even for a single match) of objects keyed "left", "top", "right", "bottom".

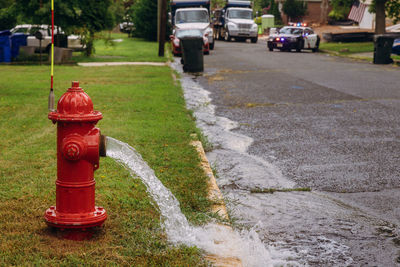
[
  {"left": 106, "top": 137, "right": 284, "bottom": 267},
  {"left": 170, "top": 60, "right": 362, "bottom": 266}
]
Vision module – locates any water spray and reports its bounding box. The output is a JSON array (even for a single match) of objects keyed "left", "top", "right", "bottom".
[{"left": 48, "top": 0, "right": 55, "bottom": 112}]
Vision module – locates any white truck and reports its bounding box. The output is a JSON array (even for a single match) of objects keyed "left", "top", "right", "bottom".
[
  {"left": 171, "top": 0, "right": 215, "bottom": 50},
  {"left": 11, "top": 24, "right": 84, "bottom": 52},
  {"left": 215, "top": 0, "right": 258, "bottom": 43}
]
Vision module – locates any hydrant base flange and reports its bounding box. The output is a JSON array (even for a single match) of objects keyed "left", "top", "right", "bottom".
[{"left": 45, "top": 205, "right": 107, "bottom": 229}]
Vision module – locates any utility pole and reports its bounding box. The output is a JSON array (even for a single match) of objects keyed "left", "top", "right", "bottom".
[
  {"left": 158, "top": 0, "right": 167, "bottom": 57},
  {"left": 158, "top": 0, "right": 161, "bottom": 42}
]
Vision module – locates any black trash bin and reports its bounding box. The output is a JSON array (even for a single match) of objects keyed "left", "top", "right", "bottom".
[
  {"left": 373, "top": 34, "right": 395, "bottom": 64},
  {"left": 54, "top": 34, "right": 68, "bottom": 48},
  {"left": 179, "top": 29, "right": 204, "bottom": 73}
]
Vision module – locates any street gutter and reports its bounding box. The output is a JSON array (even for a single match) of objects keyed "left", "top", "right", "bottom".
[{"left": 190, "top": 139, "right": 243, "bottom": 267}]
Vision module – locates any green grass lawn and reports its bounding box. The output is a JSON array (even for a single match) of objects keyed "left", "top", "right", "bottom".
[
  {"left": 320, "top": 42, "right": 374, "bottom": 54},
  {"left": 0, "top": 63, "right": 211, "bottom": 265},
  {"left": 320, "top": 41, "right": 400, "bottom": 63},
  {"left": 72, "top": 33, "right": 167, "bottom": 63}
]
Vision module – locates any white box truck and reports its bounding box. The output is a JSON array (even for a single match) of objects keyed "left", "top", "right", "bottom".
[
  {"left": 171, "top": 0, "right": 215, "bottom": 49},
  {"left": 214, "top": 0, "right": 258, "bottom": 43}
]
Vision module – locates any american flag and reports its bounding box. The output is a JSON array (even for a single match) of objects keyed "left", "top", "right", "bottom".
[{"left": 348, "top": 1, "right": 367, "bottom": 23}]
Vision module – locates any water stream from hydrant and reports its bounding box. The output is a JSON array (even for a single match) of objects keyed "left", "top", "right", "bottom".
[{"left": 106, "top": 137, "right": 277, "bottom": 267}]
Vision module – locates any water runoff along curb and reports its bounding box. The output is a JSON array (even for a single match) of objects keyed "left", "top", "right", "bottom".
[
  {"left": 107, "top": 136, "right": 245, "bottom": 266},
  {"left": 190, "top": 137, "right": 243, "bottom": 267}
]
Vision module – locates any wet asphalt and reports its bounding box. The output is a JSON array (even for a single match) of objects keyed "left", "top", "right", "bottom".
[{"left": 192, "top": 39, "right": 400, "bottom": 266}]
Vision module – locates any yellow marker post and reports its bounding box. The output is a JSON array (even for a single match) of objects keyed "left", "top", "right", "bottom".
[{"left": 48, "top": 0, "right": 55, "bottom": 111}]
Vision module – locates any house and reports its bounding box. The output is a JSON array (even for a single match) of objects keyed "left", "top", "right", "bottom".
[{"left": 348, "top": 0, "right": 374, "bottom": 29}]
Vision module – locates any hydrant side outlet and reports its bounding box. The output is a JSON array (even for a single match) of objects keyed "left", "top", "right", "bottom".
[{"left": 45, "top": 81, "right": 107, "bottom": 229}]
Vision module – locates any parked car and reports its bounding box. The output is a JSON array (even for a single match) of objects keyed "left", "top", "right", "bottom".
[
  {"left": 170, "top": 29, "right": 210, "bottom": 56},
  {"left": 10, "top": 24, "right": 84, "bottom": 52},
  {"left": 119, "top": 22, "right": 134, "bottom": 33},
  {"left": 10, "top": 24, "right": 32, "bottom": 34},
  {"left": 267, "top": 26, "right": 320, "bottom": 52}
]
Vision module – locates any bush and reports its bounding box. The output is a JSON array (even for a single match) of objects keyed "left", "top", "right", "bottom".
[
  {"left": 130, "top": 0, "right": 158, "bottom": 41},
  {"left": 328, "top": 0, "right": 352, "bottom": 21},
  {"left": 282, "top": 0, "right": 307, "bottom": 22},
  {"left": 328, "top": 9, "right": 349, "bottom": 20}
]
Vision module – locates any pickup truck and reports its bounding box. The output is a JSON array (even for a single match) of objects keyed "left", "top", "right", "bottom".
[{"left": 11, "top": 24, "right": 84, "bottom": 52}]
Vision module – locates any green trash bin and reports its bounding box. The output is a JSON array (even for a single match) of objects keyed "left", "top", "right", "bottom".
[
  {"left": 179, "top": 29, "right": 204, "bottom": 73},
  {"left": 261, "top": 15, "right": 274, "bottom": 33},
  {"left": 373, "top": 34, "right": 395, "bottom": 64}
]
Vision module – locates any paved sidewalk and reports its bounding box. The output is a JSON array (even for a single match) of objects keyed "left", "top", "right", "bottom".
[
  {"left": 78, "top": 62, "right": 167, "bottom": 67},
  {"left": 347, "top": 52, "right": 373, "bottom": 59}
]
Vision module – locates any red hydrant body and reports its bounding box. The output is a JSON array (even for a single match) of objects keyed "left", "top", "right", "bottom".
[{"left": 45, "top": 81, "right": 107, "bottom": 229}]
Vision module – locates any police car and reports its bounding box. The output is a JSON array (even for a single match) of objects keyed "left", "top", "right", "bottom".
[{"left": 267, "top": 26, "right": 320, "bottom": 52}]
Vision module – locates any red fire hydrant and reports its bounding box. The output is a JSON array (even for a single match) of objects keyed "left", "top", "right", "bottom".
[{"left": 45, "top": 81, "right": 107, "bottom": 230}]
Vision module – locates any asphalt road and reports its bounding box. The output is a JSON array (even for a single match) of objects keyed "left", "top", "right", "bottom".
[{"left": 193, "top": 39, "right": 400, "bottom": 266}]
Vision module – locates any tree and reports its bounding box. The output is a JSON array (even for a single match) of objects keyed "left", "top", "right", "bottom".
[
  {"left": 0, "top": 0, "right": 18, "bottom": 31},
  {"left": 320, "top": 0, "right": 330, "bottom": 24},
  {"left": 370, "top": 0, "right": 400, "bottom": 34},
  {"left": 260, "top": 0, "right": 271, "bottom": 9},
  {"left": 130, "top": 0, "right": 158, "bottom": 41},
  {"left": 269, "top": 0, "right": 283, "bottom": 25},
  {"left": 110, "top": 0, "right": 125, "bottom": 26},
  {"left": 386, "top": 0, "right": 400, "bottom": 24},
  {"left": 254, "top": 0, "right": 283, "bottom": 25},
  {"left": 76, "top": 0, "right": 116, "bottom": 56},
  {"left": 211, "top": 0, "right": 226, "bottom": 9},
  {"left": 282, "top": 0, "right": 307, "bottom": 22},
  {"left": 328, "top": 0, "right": 352, "bottom": 21}
]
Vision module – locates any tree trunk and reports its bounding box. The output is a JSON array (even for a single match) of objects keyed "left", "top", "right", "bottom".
[
  {"left": 56, "top": 26, "right": 60, "bottom": 47},
  {"left": 85, "top": 32, "right": 95, "bottom": 57},
  {"left": 375, "top": 0, "right": 387, "bottom": 34},
  {"left": 320, "top": 0, "right": 329, "bottom": 25}
]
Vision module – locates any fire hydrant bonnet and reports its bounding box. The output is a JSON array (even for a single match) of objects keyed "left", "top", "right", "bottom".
[{"left": 48, "top": 81, "right": 103, "bottom": 122}]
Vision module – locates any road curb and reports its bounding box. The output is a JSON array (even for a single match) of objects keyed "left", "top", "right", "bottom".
[
  {"left": 190, "top": 141, "right": 229, "bottom": 220},
  {"left": 190, "top": 140, "right": 243, "bottom": 267}
]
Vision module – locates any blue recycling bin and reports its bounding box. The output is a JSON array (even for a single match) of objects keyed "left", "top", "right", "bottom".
[
  {"left": 0, "top": 30, "right": 11, "bottom": 63},
  {"left": 392, "top": 38, "right": 400, "bottom": 55},
  {"left": 11, "top": 33, "right": 27, "bottom": 58}
]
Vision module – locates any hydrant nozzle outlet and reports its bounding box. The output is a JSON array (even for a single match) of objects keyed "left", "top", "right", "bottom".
[{"left": 99, "top": 134, "right": 107, "bottom": 157}]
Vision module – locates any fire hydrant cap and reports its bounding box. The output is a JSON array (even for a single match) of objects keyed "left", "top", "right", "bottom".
[{"left": 48, "top": 81, "right": 103, "bottom": 122}]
